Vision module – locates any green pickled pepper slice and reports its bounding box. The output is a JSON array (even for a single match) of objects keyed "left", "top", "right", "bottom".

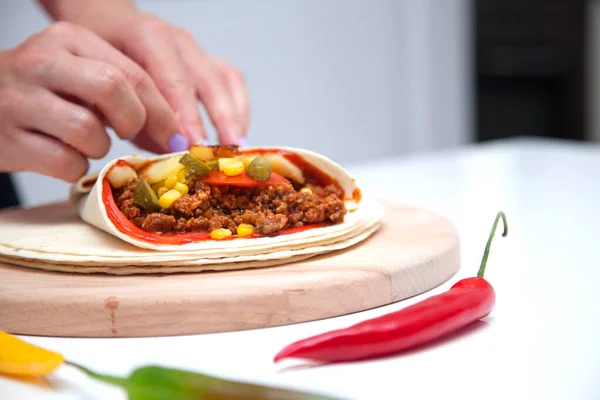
[
  {"left": 179, "top": 154, "right": 211, "bottom": 178},
  {"left": 132, "top": 180, "right": 160, "bottom": 212},
  {"left": 205, "top": 158, "right": 219, "bottom": 171}
]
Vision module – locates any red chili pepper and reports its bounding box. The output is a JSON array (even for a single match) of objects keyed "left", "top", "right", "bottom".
[
  {"left": 201, "top": 170, "right": 290, "bottom": 187},
  {"left": 273, "top": 211, "right": 508, "bottom": 363}
]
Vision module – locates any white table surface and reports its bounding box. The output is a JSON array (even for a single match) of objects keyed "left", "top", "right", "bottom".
[{"left": 2, "top": 137, "right": 599, "bottom": 400}]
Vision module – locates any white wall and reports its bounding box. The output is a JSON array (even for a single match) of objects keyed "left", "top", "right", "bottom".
[{"left": 0, "top": 0, "right": 473, "bottom": 206}]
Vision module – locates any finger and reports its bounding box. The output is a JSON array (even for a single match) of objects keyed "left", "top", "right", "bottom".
[
  {"left": 46, "top": 22, "right": 181, "bottom": 152},
  {"left": 16, "top": 88, "right": 111, "bottom": 159},
  {"left": 40, "top": 53, "right": 144, "bottom": 140},
  {"left": 131, "top": 130, "right": 167, "bottom": 154},
  {"left": 96, "top": 25, "right": 207, "bottom": 151},
  {"left": 1, "top": 128, "right": 88, "bottom": 182},
  {"left": 210, "top": 55, "right": 251, "bottom": 137},
  {"left": 126, "top": 33, "right": 207, "bottom": 146},
  {"left": 175, "top": 31, "right": 242, "bottom": 145}
]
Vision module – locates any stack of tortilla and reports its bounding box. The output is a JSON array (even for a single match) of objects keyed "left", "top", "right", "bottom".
[{"left": 0, "top": 147, "right": 384, "bottom": 275}]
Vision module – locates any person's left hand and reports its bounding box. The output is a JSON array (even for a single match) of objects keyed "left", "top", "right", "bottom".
[{"left": 80, "top": 11, "right": 250, "bottom": 149}]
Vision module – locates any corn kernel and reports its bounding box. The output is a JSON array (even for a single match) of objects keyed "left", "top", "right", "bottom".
[
  {"left": 243, "top": 156, "right": 257, "bottom": 167},
  {"left": 177, "top": 168, "right": 190, "bottom": 183},
  {"left": 151, "top": 182, "right": 163, "bottom": 193},
  {"left": 218, "top": 158, "right": 236, "bottom": 171},
  {"left": 210, "top": 228, "right": 232, "bottom": 240},
  {"left": 223, "top": 160, "right": 244, "bottom": 177},
  {"left": 165, "top": 175, "right": 178, "bottom": 189},
  {"left": 158, "top": 189, "right": 181, "bottom": 209},
  {"left": 300, "top": 188, "right": 313, "bottom": 194},
  {"left": 237, "top": 223, "right": 254, "bottom": 237},
  {"left": 157, "top": 187, "right": 169, "bottom": 197},
  {"left": 174, "top": 182, "right": 189, "bottom": 195}
]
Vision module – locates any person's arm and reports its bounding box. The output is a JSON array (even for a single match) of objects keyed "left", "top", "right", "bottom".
[{"left": 37, "top": 0, "right": 250, "bottom": 147}]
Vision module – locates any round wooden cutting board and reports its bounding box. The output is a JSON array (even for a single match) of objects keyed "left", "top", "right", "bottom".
[{"left": 0, "top": 202, "right": 460, "bottom": 338}]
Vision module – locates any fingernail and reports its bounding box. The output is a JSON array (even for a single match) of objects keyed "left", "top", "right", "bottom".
[
  {"left": 203, "top": 138, "right": 212, "bottom": 146},
  {"left": 239, "top": 136, "right": 248, "bottom": 149},
  {"left": 168, "top": 133, "right": 188, "bottom": 152}
]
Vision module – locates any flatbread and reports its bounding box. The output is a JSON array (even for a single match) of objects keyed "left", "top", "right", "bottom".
[
  {"left": 0, "top": 196, "right": 384, "bottom": 274},
  {"left": 0, "top": 146, "right": 385, "bottom": 275},
  {"left": 0, "top": 219, "right": 382, "bottom": 275},
  {"left": 0, "top": 195, "right": 382, "bottom": 258}
]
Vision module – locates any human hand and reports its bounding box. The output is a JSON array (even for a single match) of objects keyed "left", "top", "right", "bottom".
[
  {"left": 92, "top": 12, "right": 250, "bottom": 147},
  {"left": 0, "top": 22, "right": 182, "bottom": 182}
]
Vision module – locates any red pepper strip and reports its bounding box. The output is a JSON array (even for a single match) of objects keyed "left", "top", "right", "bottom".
[
  {"left": 201, "top": 170, "right": 289, "bottom": 187},
  {"left": 274, "top": 211, "right": 508, "bottom": 363}
]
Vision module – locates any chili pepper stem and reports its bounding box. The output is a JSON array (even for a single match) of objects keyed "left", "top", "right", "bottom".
[
  {"left": 477, "top": 211, "right": 508, "bottom": 278},
  {"left": 65, "top": 360, "right": 128, "bottom": 389}
]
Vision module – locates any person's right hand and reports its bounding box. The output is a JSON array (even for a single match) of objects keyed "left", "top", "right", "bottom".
[{"left": 0, "top": 22, "right": 184, "bottom": 182}]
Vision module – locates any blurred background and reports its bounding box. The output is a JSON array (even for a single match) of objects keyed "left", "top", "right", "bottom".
[{"left": 0, "top": 0, "right": 595, "bottom": 206}]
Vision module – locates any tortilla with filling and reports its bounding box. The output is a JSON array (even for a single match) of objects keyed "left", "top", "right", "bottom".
[{"left": 71, "top": 145, "right": 369, "bottom": 251}]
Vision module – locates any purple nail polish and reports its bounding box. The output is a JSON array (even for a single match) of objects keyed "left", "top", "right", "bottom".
[
  {"left": 168, "top": 133, "right": 188, "bottom": 152},
  {"left": 203, "top": 138, "right": 212, "bottom": 146},
  {"left": 239, "top": 137, "right": 248, "bottom": 149}
]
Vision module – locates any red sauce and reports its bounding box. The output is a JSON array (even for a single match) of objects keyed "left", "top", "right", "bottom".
[
  {"left": 102, "top": 179, "right": 326, "bottom": 245},
  {"left": 201, "top": 170, "right": 289, "bottom": 187},
  {"left": 111, "top": 159, "right": 134, "bottom": 170}
]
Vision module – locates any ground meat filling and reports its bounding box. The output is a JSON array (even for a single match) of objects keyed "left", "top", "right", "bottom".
[{"left": 113, "top": 176, "right": 346, "bottom": 235}]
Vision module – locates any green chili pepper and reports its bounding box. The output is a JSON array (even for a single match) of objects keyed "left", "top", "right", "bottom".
[{"left": 67, "top": 361, "right": 343, "bottom": 400}]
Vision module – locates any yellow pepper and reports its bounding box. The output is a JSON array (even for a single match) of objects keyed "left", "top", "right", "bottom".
[
  {"left": 300, "top": 188, "right": 313, "bottom": 194},
  {"left": 218, "top": 158, "right": 236, "bottom": 171},
  {"left": 223, "top": 161, "right": 244, "bottom": 177},
  {"left": 189, "top": 145, "right": 215, "bottom": 161},
  {"left": 0, "top": 331, "right": 64, "bottom": 377}
]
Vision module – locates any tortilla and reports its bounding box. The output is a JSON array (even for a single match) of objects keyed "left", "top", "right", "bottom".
[
  {"left": 0, "top": 216, "right": 382, "bottom": 275},
  {"left": 0, "top": 198, "right": 383, "bottom": 264},
  {"left": 71, "top": 146, "right": 370, "bottom": 252},
  {"left": 0, "top": 199, "right": 383, "bottom": 274},
  {"left": 0, "top": 145, "right": 384, "bottom": 275}
]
